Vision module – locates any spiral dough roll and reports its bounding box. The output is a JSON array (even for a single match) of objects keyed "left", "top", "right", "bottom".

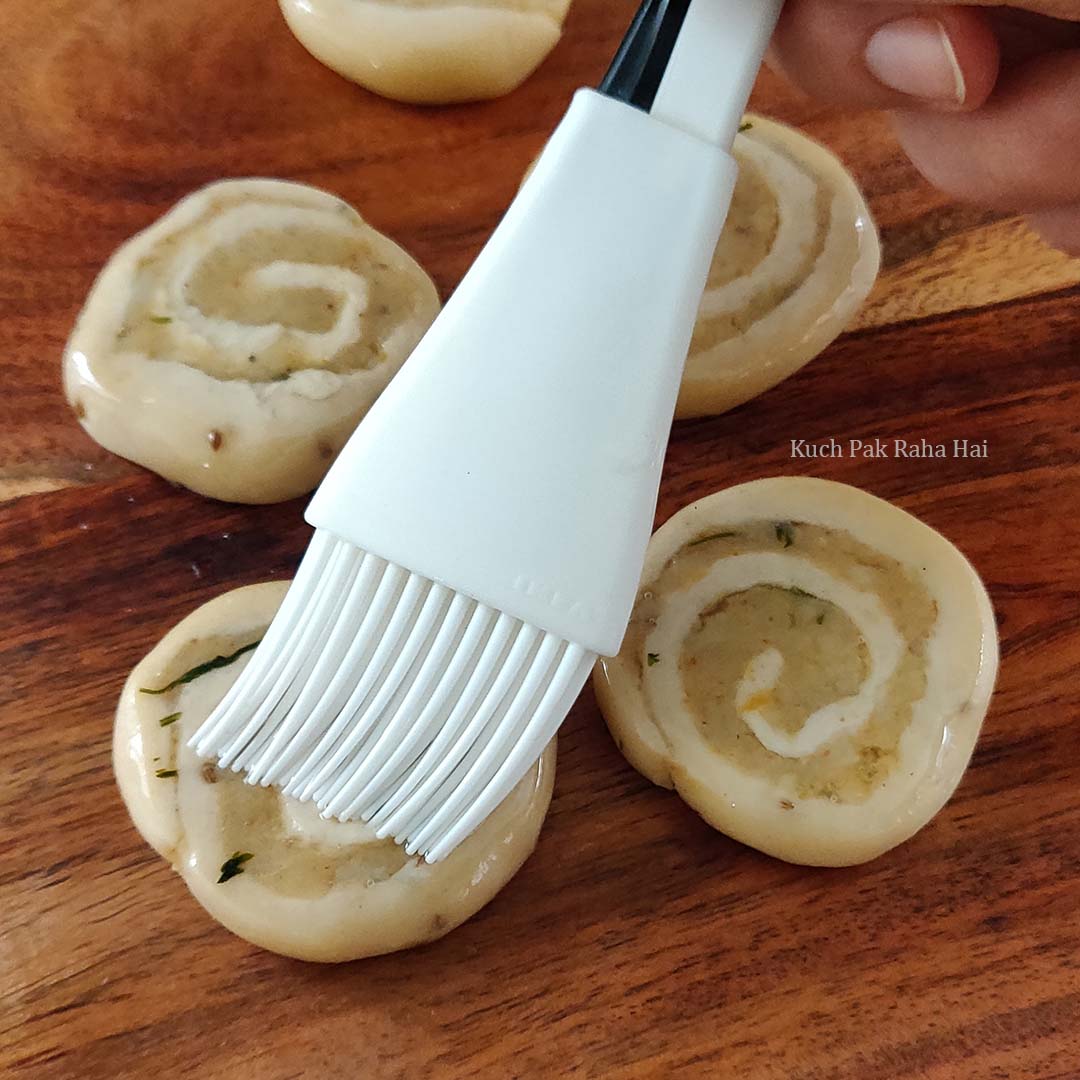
[{"left": 64, "top": 179, "right": 440, "bottom": 503}]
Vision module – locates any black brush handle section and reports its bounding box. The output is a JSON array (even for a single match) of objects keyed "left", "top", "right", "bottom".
[{"left": 599, "top": 0, "right": 694, "bottom": 112}]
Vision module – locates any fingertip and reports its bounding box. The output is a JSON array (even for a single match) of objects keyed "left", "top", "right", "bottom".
[
  {"left": 769, "top": 2, "right": 999, "bottom": 112},
  {"left": 935, "top": 8, "right": 1000, "bottom": 111}
]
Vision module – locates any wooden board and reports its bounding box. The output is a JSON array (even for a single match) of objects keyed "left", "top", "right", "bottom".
[{"left": 3, "top": 2, "right": 1080, "bottom": 1077}]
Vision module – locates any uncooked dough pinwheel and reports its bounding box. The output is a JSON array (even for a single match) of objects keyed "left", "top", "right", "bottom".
[
  {"left": 594, "top": 478, "right": 998, "bottom": 867},
  {"left": 677, "top": 117, "right": 880, "bottom": 419},
  {"left": 64, "top": 179, "right": 440, "bottom": 503},
  {"left": 115, "top": 582, "right": 556, "bottom": 962},
  {"left": 279, "top": 0, "right": 572, "bottom": 105}
]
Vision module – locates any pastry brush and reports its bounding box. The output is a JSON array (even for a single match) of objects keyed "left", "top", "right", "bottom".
[{"left": 191, "top": 0, "right": 783, "bottom": 861}]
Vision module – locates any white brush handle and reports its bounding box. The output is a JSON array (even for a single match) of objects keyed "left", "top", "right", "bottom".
[
  {"left": 652, "top": 0, "right": 783, "bottom": 147},
  {"left": 308, "top": 4, "right": 780, "bottom": 657}
]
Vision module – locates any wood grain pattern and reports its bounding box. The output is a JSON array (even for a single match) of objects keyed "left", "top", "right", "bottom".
[{"left": 2, "top": 1, "right": 1079, "bottom": 1078}]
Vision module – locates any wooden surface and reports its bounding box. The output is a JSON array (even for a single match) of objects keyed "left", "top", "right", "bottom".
[{"left": 2, "top": 2, "right": 1080, "bottom": 1077}]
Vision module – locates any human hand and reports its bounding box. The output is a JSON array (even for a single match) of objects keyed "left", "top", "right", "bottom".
[{"left": 768, "top": 2, "right": 1080, "bottom": 253}]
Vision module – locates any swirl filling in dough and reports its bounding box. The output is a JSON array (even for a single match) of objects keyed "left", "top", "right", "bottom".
[
  {"left": 677, "top": 116, "right": 880, "bottom": 419},
  {"left": 279, "top": 0, "right": 571, "bottom": 105},
  {"left": 595, "top": 478, "right": 998, "bottom": 867},
  {"left": 64, "top": 179, "right": 440, "bottom": 503},
  {"left": 114, "top": 582, "right": 555, "bottom": 961}
]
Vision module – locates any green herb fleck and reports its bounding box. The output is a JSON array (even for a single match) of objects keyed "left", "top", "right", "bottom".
[
  {"left": 739, "top": 121, "right": 753, "bottom": 133},
  {"left": 647, "top": 653, "right": 661, "bottom": 667},
  {"left": 816, "top": 612, "right": 826, "bottom": 626},
  {"left": 149, "top": 315, "right": 173, "bottom": 325},
  {"left": 856, "top": 745, "right": 889, "bottom": 785},
  {"left": 140, "top": 640, "right": 261, "bottom": 696},
  {"left": 271, "top": 370, "right": 291, "bottom": 382},
  {"left": 158, "top": 712, "right": 181, "bottom": 727},
  {"left": 155, "top": 768, "right": 178, "bottom": 779},
  {"left": 217, "top": 851, "right": 254, "bottom": 884},
  {"left": 787, "top": 586, "right": 814, "bottom": 600},
  {"left": 688, "top": 531, "right": 738, "bottom": 547},
  {"left": 774, "top": 522, "right": 796, "bottom": 548}
]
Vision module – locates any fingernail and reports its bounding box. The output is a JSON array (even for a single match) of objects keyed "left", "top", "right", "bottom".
[{"left": 865, "top": 18, "right": 966, "bottom": 105}]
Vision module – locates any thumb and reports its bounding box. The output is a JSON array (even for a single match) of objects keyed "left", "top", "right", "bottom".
[{"left": 769, "top": 1, "right": 1000, "bottom": 111}]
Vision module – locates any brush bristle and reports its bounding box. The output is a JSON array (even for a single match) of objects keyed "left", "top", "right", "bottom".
[{"left": 190, "top": 530, "right": 593, "bottom": 861}]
